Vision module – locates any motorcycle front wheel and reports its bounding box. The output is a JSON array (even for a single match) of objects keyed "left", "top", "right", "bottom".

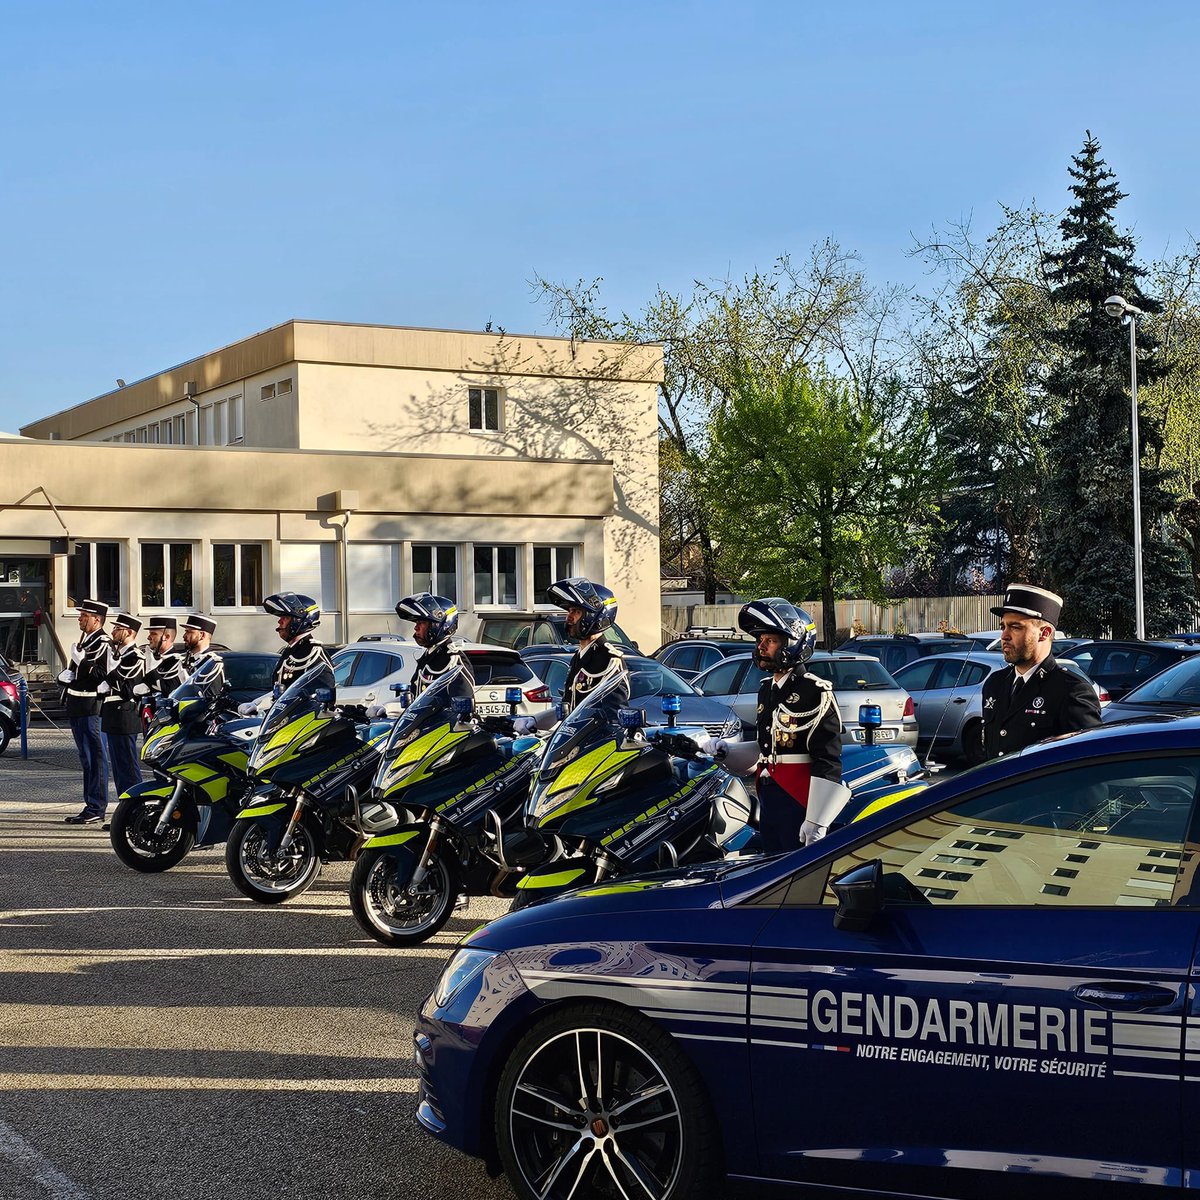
[
  {"left": 109, "top": 795, "right": 196, "bottom": 872},
  {"left": 225, "top": 814, "right": 321, "bottom": 904},
  {"left": 349, "top": 841, "right": 461, "bottom": 946}
]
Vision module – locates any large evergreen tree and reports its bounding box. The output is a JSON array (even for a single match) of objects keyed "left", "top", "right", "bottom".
[{"left": 1040, "top": 134, "right": 1191, "bottom": 637}]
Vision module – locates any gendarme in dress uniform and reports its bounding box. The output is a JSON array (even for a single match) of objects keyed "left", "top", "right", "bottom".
[{"left": 981, "top": 583, "right": 1102, "bottom": 760}]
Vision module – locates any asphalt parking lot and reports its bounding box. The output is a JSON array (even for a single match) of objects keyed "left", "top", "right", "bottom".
[{"left": 0, "top": 728, "right": 516, "bottom": 1200}]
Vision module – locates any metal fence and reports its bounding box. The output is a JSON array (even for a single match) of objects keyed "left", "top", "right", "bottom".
[{"left": 662, "top": 595, "right": 1009, "bottom": 647}]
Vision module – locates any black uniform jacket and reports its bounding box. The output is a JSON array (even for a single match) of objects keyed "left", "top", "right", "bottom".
[
  {"left": 100, "top": 641, "right": 146, "bottom": 735},
  {"left": 755, "top": 666, "right": 843, "bottom": 784},
  {"left": 563, "top": 640, "right": 626, "bottom": 715},
  {"left": 145, "top": 646, "right": 187, "bottom": 696},
  {"left": 273, "top": 635, "right": 333, "bottom": 692},
  {"left": 410, "top": 639, "right": 473, "bottom": 697},
  {"left": 63, "top": 629, "right": 112, "bottom": 719},
  {"left": 980, "top": 655, "right": 1102, "bottom": 760}
]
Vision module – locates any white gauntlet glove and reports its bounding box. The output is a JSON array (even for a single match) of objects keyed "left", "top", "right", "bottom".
[
  {"left": 237, "top": 702, "right": 258, "bottom": 717},
  {"left": 697, "top": 736, "right": 727, "bottom": 758},
  {"left": 132, "top": 683, "right": 150, "bottom": 697},
  {"left": 70, "top": 644, "right": 84, "bottom": 665},
  {"left": 365, "top": 704, "right": 389, "bottom": 719},
  {"left": 798, "top": 819, "right": 828, "bottom": 846},
  {"left": 58, "top": 669, "right": 76, "bottom": 685},
  {"left": 96, "top": 681, "right": 111, "bottom": 695},
  {"left": 512, "top": 716, "right": 537, "bottom": 735}
]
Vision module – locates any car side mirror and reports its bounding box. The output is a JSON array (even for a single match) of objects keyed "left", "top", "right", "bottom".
[{"left": 830, "top": 859, "right": 883, "bottom": 932}]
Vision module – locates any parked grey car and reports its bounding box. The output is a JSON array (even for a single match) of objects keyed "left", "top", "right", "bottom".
[
  {"left": 893, "top": 650, "right": 1101, "bottom": 766},
  {"left": 690, "top": 650, "right": 918, "bottom": 747}
]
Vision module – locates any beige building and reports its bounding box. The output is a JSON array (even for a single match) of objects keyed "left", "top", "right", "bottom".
[{"left": 2, "top": 321, "right": 663, "bottom": 665}]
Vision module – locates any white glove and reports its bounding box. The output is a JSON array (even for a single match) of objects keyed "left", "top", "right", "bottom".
[
  {"left": 70, "top": 644, "right": 84, "bottom": 664},
  {"left": 132, "top": 683, "right": 150, "bottom": 696},
  {"left": 96, "top": 680, "right": 111, "bottom": 695},
  {"left": 237, "top": 702, "right": 257, "bottom": 716},
  {"left": 58, "top": 669, "right": 75, "bottom": 685},
  {"left": 513, "top": 716, "right": 537, "bottom": 735},
  {"left": 697, "top": 736, "right": 727, "bottom": 758},
  {"left": 365, "top": 704, "right": 388, "bottom": 719},
  {"left": 799, "top": 819, "right": 828, "bottom": 846}
]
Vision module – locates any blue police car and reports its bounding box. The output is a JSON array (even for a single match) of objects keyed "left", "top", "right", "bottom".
[{"left": 414, "top": 716, "right": 1200, "bottom": 1199}]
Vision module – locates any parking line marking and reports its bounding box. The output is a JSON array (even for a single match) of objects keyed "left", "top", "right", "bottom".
[
  {"left": 0, "top": 1075, "right": 419, "bottom": 1093},
  {"left": 0, "top": 1117, "right": 93, "bottom": 1200}
]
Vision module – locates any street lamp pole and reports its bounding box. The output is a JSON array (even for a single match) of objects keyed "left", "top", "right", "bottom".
[{"left": 1104, "top": 295, "right": 1146, "bottom": 640}]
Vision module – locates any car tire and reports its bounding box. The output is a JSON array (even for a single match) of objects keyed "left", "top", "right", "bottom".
[
  {"left": 495, "top": 1002, "right": 721, "bottom": 1200},
  {"left": 960, "top": 719, "right": 986, "bottom": 767}
]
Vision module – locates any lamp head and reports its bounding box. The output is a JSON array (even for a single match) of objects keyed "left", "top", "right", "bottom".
[{"left": 1104, "top": 295, "right": 1142, "bottom": 319}]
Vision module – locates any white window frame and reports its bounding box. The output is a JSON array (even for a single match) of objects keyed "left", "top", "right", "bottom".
[
  {"left": 277, "top": 377, "right": 293, "bottom": 395},
  {"left": 533, "top": 545, "right": 578, "bottom": 608},
  {"left": 468, "top": 386, "right": 502, "bottom": 433},
  {"left": 211, "top": 542, "right": 266, "bottom": 609},
  {"left": 140, "top": 541, "right": 196, "bottom": 610},
  {"left": 472, "top": 543, "right": 520, "bottom": 609},
  {"left": 410, "top": 543, "right": 459, "bottom": 604},
  {"left": 71, "top": 541, "right": 123, "bottom": 612},
  {"left": 347, "top": 543, "right": 400, "bottom": 613}
]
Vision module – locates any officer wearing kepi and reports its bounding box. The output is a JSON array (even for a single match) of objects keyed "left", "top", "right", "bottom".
[
  {"left": 100, "top": 612, "right": 148, "bottom": 800},
  {"left": 981, "top": 583, "right": 1102, "bottom": 760},
  {"left": 59, "top": 598, "right": 112, "bottom": 825},
  {"left": 143, "top": 616, "right": 186, "bottom": 697},
  {"left": 180, "top": 614, "right": 224, "bottom": 684}
]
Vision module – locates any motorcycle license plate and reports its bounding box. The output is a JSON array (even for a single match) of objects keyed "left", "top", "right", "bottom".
[
  {"left": 855, "top": 727, "right": 897, "bottom": 741},
  {"left": 476, "top": 702, "right": 511, "bottom": 715}
]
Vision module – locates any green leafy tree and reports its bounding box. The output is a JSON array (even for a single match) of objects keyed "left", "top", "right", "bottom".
[
  {"left": 703, "top": 365, "right": 941, "bottom": 647},
  {"left": 1039, "top": 134, "right": 1192, "bottom": 636},
  {"left": 533, "top": 245, "right": 904, "bottom": 601}
]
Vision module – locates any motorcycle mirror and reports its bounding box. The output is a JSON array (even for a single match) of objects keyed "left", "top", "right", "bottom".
[
  {"left": 390, "top": 683, "right": 412, "bottom": 709},
  {"left": 314, "top": 686, "right": 335, "bottom": 707},
  {"left": 272, "top": 683, "right": 282, "bottom": 700},
  {"left": 451, "top": 696, "right": 474, "bottom": 722},
  {"left": 617, "top": 707, "right": 645, "bottom": 730}
]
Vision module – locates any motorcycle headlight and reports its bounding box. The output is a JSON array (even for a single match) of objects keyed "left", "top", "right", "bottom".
[{"left": 432, "top": 948, "right": 497, "bottom": 1009}]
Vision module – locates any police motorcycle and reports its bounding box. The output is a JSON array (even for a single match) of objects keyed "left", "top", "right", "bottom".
[
  {"left": 224, "top": 664, "right": 397, "bottom": 904},
  {"left": 108, "top": 660, "right": 262, "bottom": 873},
  {"left": 348, "top": 664, "right": 541, "bottom": 947},
  {"left": 499, "top": 674, "right": 928, "bottom": 907}
]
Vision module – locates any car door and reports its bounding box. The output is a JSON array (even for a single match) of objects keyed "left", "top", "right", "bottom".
[
  {"left": 694, "top": 656, "right": 749, "bottom": 727},
  {"left": 931, "top": 658, "right": 990, "bottom": 743},
  {"left": 893, "top": 658, "right": 941, "bottom": 739},
  {"left": 748, "top": 752, "right": 1199, "bottom": 1196}
]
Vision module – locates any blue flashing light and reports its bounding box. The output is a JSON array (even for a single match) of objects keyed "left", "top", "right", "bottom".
[
  {"left": 451, "top": 696, "right": 474, "bottom": 718},
  {"left": 617, "top": 707, "right": 645, "bottom": 730},
  {"left": 858, "top": 703, "right": 883, "bottom": 728},
  {"left": 505, "top": 687, "right": 523, "bottom": 706},
  {"left": 660, "top": 694, "right": 682, "bottom": 715}
]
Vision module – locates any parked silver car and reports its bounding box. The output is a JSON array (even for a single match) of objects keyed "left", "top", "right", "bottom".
[
  {"left": 690, "top": 650, "right": 918, "bottom": 747},
  {"left": 893, "top": 650, "right": 1102, "bottom": 766}
]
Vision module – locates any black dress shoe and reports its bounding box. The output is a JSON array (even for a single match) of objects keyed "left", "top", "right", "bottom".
[{"left": 64, "top": 812, "right": 103, "bottom": 825}]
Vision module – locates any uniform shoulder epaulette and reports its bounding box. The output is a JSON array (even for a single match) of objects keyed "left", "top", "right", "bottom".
[{"left": 807, "top": 672, "right": 833, "bottom": 690}]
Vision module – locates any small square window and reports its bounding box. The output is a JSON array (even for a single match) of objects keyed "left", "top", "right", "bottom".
[
  {"left": 261, "top": 383, "right": 276, "bottom": 401},
  {"left": 277, "top": 377, "right": 293, "bottom": 395},
  {"left": 468, "top": 386, "right": 501, "bottom": 432}
]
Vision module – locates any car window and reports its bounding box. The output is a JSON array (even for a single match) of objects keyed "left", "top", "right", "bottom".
[
  {"left": 627, "top": 661, "right": 693, "bottom": 699},
  {"left": 1125, "top": 656, "right": 1200, "bottom": 704},
  {"left": 332, "top": 652, "right": 358, "bottom": 687},
  {"left": 467, "top": 653, "right": 535, "bottom": 685},
  {"left": 513, "top": 625, "right": 533, "bottom": 649},
  {"left": 536, "top": 658, "right": 569, "bottom": 696},
  {"left": 223, "top": 656, "right": 275, "bottom": 692},
  {"left": 808, "top": 659, "right": 895, "bottom": 690},
  {"left": 823, "top": 755, "right": 1200, "bottom": 908},
  {"left": 930, "top": 659, "right": 989, "bottom": 690},
  {"left": 739, "top": 663, "right": 768, "bottom": 696},
  {"left": 893, "top": 659, "right": 939, "bottom": 691},
  {"left": 696, "top": 657, "right": 744, "bottom": 696},
  {"left": 478, "top": 619, "right": 526, "bottom": 648},
  {"left": 351, "top": 651, "right": 397, "bottom": 687},
  {"left": 1096, "top": 648, "right": 1156, "bottom": 677}
]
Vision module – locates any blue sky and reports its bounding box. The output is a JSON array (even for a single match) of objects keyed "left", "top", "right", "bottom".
[{"left": 3, "top": 1, "right": 1198, "bottom": 429}]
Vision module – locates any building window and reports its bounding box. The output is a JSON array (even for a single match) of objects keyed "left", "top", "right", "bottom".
[
  {"left": 123, "top": 432, "right": 135, "bottom": 443},
  {"left": 473, "top": 544, "right": 518, "bottom": 607},
  {"left": 468, "top": 386, "right": 501, "bottom": 432},
  {"left": 229, "top": 395, "right": 244, "bottom": 444},
  {"left": 348, "top": 543, "right": 399, "bottom": 611},
  {"left": 175, "top": 414, "right": 187, "bottom": 444},
  {"left": 141, "top": 542, "right": 194, "bottom": 608},
  {"left": 261, "top": 383, "right": 276, "bottom": 401},
  {"left": 214, "top": 399, "right": 228, "bottom": 446},
  {"left": 135, "top": 427, "right": 146, "bottom": 443},
  {"left": 198, "top": 406, "right": 213, "bottom": 445},
  {"left": 534, "top": 546, "right": 577, "bottom": 605},
  {"left": 280, "top": 543, "right": 337, "bottom": 612},
  {"left": 278, "top": 377, "right": 293, "bottom": 395},
  {"left": 411, "top": 544, "right": 457, "bottom": 603},
  {"left": 212, "top": 543, "right": 264, "bottom": 607},
  {"left": 71, "top": 542, "right": 122, "bottom": 609}
]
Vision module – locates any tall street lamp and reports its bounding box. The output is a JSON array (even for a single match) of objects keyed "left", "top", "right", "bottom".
[{"left": 1104, "top": 294, "right": 1145, "bottom": 639}]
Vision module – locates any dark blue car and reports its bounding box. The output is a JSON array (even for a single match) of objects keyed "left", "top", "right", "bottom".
[{"left": 415, "top": 716, "right": 1200, "bottom": 1199}]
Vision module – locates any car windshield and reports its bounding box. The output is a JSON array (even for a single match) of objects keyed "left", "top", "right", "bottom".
[
  {"left": 382, "top": 663, "right": 476, "bottom": 753},
  {"left": 807, "top": 658, "right": 896, "bottom": 689},
  {"left": 626, "top": 659, "right": 695, "bottom": 699},
  {"left": 1119, "top": 655, "right": 1200, "bottom": 705}
]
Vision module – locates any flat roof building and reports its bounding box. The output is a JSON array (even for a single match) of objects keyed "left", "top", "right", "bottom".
[{"left": 2, "top": 321, "right": 663, "bottom": 666}]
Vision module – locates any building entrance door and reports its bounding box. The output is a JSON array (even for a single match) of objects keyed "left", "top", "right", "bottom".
[{"left": 0, "top": 556, "right": 50, "bottom": 663}]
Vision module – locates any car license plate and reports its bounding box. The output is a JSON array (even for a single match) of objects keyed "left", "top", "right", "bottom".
[
  {"left": 476, "top": 702, "right": 510, "bottom": 715},
  {"left": 854, "top": 727, "right": 897, "bottom": 741}
]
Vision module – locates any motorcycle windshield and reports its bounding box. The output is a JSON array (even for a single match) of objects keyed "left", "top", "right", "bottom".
[
  {"left": 247, "top": 664, "right": 336, "bottom": 775},
  {"left": 527, "top": 668, "right": 635, "bottom": 826},
  {"left": 168, "top": 658, "right": 226, "bottom": 721},
  {"left": 374, "top": 664, "right": 476, "bottom": 795}
]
